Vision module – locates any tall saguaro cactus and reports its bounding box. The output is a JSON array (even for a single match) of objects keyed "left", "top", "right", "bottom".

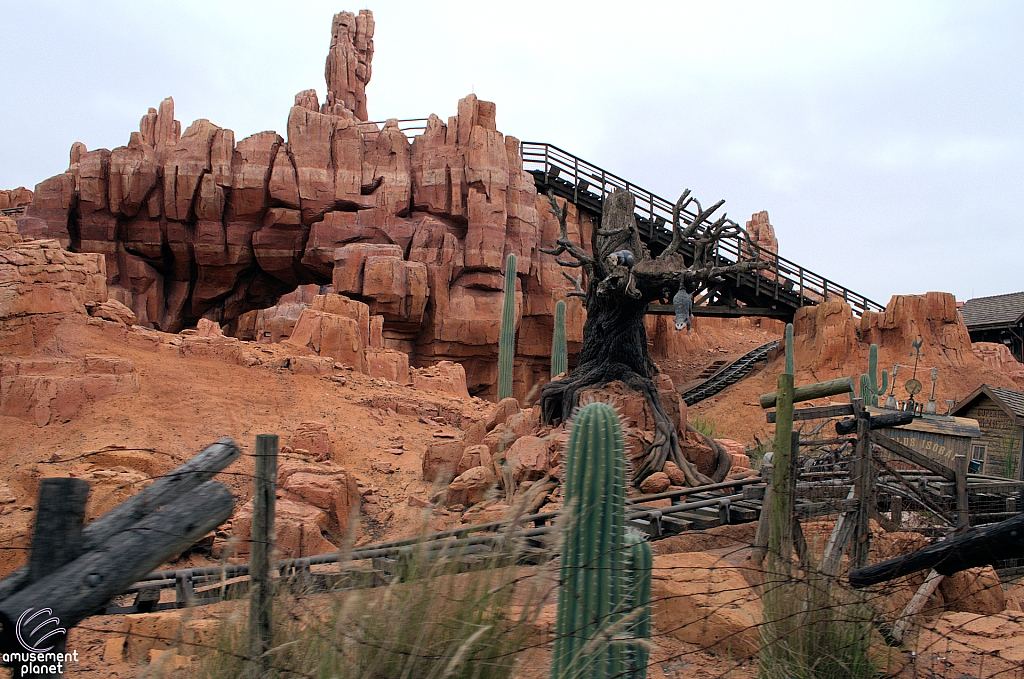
[
  {"left": 498, "top": 253, "right": 517, "bottom": 401},
  {"left": 858, "top": 343, "right": 888, "bottom": 407},
  {"left": 552, "top": 401, "right": 650, "bottom": 679},
  {"left": 551, "top": 299, "right": 568, "bottom": 379}
]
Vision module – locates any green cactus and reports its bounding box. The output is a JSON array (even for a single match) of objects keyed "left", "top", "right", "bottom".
[
  {"left": 858, "top": 344, "right": 889, "bottom": 406},
  {"left": 624, "top": 531, "right": 652, "bottom": 678},
  {"left": 552, "top": 402, "right": 649, "bottom": 679},
  {"left": 498, "top": 253, "right": 517, "bottom": 401},
  {"left": 552, "top": 299, "right": 568, "bottom": 379}
]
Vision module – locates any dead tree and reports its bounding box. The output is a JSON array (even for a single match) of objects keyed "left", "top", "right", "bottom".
[{"left": 540, "top": 188, "right": 766, "bottom": 486}]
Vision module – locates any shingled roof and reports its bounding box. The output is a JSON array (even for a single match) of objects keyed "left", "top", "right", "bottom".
[
  {"left": 990, "top": 387, "right": 1024, "bottom": 420},
  {"left": 959, "top": 291, "right": 1024, "bottom": 328},
  {"left": 952, "top": 384, "right": 1024, "bottom": 424}
]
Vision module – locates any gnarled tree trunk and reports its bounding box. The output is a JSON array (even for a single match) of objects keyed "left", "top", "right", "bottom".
[{"left": 539, "top": 188, "right": 765, "bottom": 486}]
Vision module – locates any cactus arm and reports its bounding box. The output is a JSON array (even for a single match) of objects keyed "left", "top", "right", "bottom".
[
  {"left": 498, "top": 253, "right": 517, "bottom": 400},
  {"left": 859, "top": 374, "right": 871, "bottom": 402},
  {"left": 880, "top": 369, "right": 889, "bottom": 403},
  {"left": 552, "top": 300, "right": 568, "bottom": 378}
]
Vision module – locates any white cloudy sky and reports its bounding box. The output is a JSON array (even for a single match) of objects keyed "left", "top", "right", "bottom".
[{"left": 2, "top": 1, "right": 1021, "bottom": 304}]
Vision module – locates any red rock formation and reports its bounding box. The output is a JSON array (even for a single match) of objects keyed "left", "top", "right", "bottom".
[
  {"left": 0, "top": 187, "right": 33, "bottom": 209},
  {"left": 744, "top": 210, "right": 778, "bottom": 255},
  {"left": 972, "top": 342, "right": 1024, "bottom": 388},
  {"left": 13, "top": 9, "right": 587, "bottom": 401},
  {"left": 323, "top": 10, "right": 374, "bottom": 121}
]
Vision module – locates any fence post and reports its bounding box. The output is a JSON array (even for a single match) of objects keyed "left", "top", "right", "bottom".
[
  {"left": 852, "top": 399, "right": 871, "bottom": 569},
  {"left": 16, "top": 478, "right": 91, "bottom": 678},
  {"left": 750, "top": 462, "right": 773, "bottom": 567},
  {"left": 248, "top": 434, "right": 278, "bottom": 678},
  {"left": 955, "top": 454, "right": 970, "bottom": 529}
]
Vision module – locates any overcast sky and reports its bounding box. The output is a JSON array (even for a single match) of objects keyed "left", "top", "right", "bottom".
[{"left": 2, "top": 1, "right": 1021, "bottom": 304}]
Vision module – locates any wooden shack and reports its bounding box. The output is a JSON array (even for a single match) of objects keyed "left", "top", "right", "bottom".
[
  {"left": 959, "top": 292, "right": 1024, "bottom": 363},
  {"left": 951, "top": 384, "right": 1024, "bottom": 480},
  {"left": 871, "top": 406, "right": 981, "bottom": 475}
]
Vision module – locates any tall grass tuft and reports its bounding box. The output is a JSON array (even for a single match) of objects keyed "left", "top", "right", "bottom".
[
  {"left": 689, "top": 414, "right": 721, "bottom": 439},
  {"left": 189, "top": 535, "right": 551, "bottom": 679},
  {"left": 759, "top": 543, "right": 876, "bottom": 679}
]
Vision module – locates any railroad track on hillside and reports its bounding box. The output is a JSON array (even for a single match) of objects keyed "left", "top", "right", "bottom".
[
  {"left": 99, "top": 475, "right": 771, "bottom": 615},
  {"left": 679, "top": 339, "right": 781, "bottom": 406}
]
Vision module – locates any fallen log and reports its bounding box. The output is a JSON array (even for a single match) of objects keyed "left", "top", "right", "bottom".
[
  {"left": 0, "top": 481, "right": 234, "bottom": 656},
  {"left": 834, "top": 410, "right": 913, "bottom": 435},
  {"left": 849, "top": 511, "right": 1024, "bottom": 588},
  {"left": 0, "top": 438, "right": 239, "bottom": 602}
]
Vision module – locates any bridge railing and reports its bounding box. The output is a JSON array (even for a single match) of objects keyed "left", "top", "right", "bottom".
[{"left": 521, "top": 141, "right": 884, "bottom": 316}]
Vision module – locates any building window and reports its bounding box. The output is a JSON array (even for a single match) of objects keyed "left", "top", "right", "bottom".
[{"left": 970, "top": 443, "right": 987, "bottom": 474}]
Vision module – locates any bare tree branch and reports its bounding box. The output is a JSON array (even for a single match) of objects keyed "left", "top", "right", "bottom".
[
  {"left": 679, "top": 198, "right": 725, "bottom": 242},
  {"left": 539, "top": 190, "right": 595, "bottom": 269},
  {"left": 661, "top": 189, "right": 692, "bottom": 258},
  {"left": 561, "top": 270, "right": 587, "bottom": 298}
]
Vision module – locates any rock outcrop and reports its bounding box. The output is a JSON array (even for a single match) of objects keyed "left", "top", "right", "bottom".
[
  {"left": 0, "top": 238, "right": 107, "bottom": 354},
  {"left": 972, "top": 342, "right": 1024, "bottom": 388},
  {"left": 17, "top": 9, "right": 587, "bottom": 400},
  {"left": 0, "top": 187, "right": 33, "bottom": 209},
  {"left": 745, "top": 210, "right": 778, "bottom": 254}
]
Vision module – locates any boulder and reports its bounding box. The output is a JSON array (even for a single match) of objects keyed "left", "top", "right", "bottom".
[
  {"left": 639, "top": 471, "right": 671, "bottom": 494},
  {"left": 652, "top": 552, "right": 763, "bottom": 657},
  {"left": 938, "top": 566, "right": 1005, "bottom": 615},
  {"left": 446, "top": 466, "right": 497, "bottom": 507},
  {"left": 485, "top": 397, "right": 520, "bottom": 431},
  {"left": 663, "top": 461, "right": 687, "bottom": 486},
  {"left": 457, "top": 444, "right": 492, "bottom": 477},
  {"left": 422, "top": 439, "right": 465, "bottom": 483},
  {"left": 282, "top": 468, "right": 360, "bottom": 535},
  {"left": 289, "top": 421, "right": 331, "bottom": 461},
  {"left": 411, "top": 361, "right": 470, "bottom": 399},
  {"left": 364, "top": 348, "right": 409, "bottom": 383},
  {"left": 506, "top": 435, "right": 551, "bottom": 483},
  {"left": 86, "top": 299, "right": 136, "bottom": 326},
  {"left": 232, "top": 498, "right": 337, "bottom": 558}
]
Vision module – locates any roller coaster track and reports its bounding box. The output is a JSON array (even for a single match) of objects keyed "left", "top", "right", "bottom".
[
  {"left": 679, "top": 339, "right": 781, "bottom": 406},
  {"left": 101, "top": 476, "right": 769, "bottom": 615}
]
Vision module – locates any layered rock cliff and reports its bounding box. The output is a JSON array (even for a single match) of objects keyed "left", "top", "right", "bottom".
[{"left": 16, "top": 9, "right": 598, "bottom": 399}]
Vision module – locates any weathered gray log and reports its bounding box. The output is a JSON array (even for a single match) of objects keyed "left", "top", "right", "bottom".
[
  {"left": 8, "top": 479, "right": 91, "bottom": 678},
  {"left": 766, "top": 403, "right": 854, "bottom": 423},
  {"left": 849, "top": 510, "right": 1024, "bottom": 588},
  {"left": 759, "top": 377, "right": 855, "bottom": 409},
  {"left": 750, "top": 463, "right": 773, "bottom": 567},
  {"left": 0, "top": 438, "right": 239, "bottom": 602},
  {"left": 834, "top": 410, "right": 914, "bottom": 435},
  {"left": 889, "top": 569, "right": 943, "bottom": 644},
  {"left": 819, "top": 486, "right": 857, "bottom": 578},
  {"left": 852, "top": 400, "right": 872, "bottom": 569},
  {"left": 248, "top": 435, "right": 277, "bottom": 678},
  {"left": 29, "top": 479, "right": 90, "bottom": 585},
  {"left": 0, "top": 481, "right": 234, "bottom": 655}
]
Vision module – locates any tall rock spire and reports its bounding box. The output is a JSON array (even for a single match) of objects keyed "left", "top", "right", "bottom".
[{"left": 323, "top": 10, "right": 374, "bottom": 121}]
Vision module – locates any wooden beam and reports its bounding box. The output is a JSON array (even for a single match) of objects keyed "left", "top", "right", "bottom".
[
  {"left": 760, "top": 377, "right": 856, "bottom": 409},
  {"left": 766, "top": 403, "right": 854, "bottom": 423},
  {"left": 869, "top": 431, "right": 955, "bottom": 481},
  {"left": 0, "top": 482, "right": 235, "bottom": 649},
  {"left": 647, "top": 303, "right": 791, "bottom": 319},
  {"left": 249, "top": 435, "right": 278, "bottom": 678}
]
